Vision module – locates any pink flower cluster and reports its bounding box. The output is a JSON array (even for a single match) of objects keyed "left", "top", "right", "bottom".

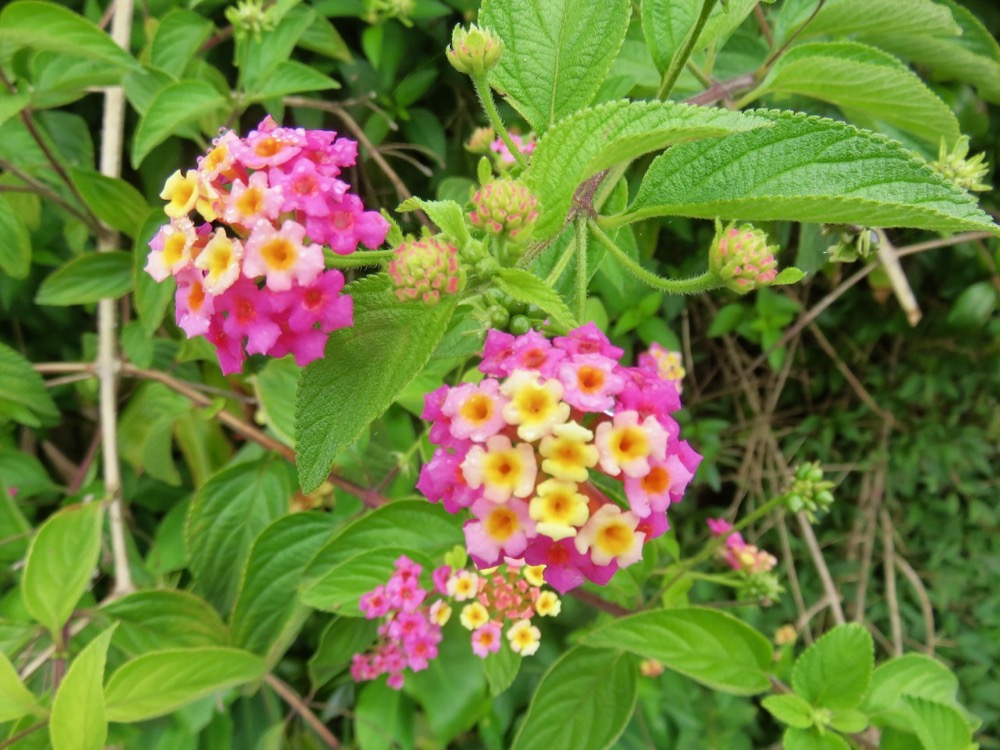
[
  {"left": 706, "top": 518, "right": 777, "bottom": 574},
  {"left": 144, "top": 116, "right": 389, "bottom": 374},
  {"left": 417, "top": 323, "right": 702, "bottom": 594},
  {"left": 352, "top": 556, "right": 448, "bottom": 690},
  {"left": 490, "top": 133, "right": 535, "bottom": 166}
]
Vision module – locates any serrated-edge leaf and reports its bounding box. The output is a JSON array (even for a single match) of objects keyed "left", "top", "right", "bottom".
[
  {"left": 295, "top": 278, "right": 457, "bottom": 492},
  {"left": 761, "top": 694, "right": 815, "bottom": 729},
  {"left": 581, "top": 607, "right": 772, "bottom": 695},
  {"left": 495, "top": 268, "right": 576, "bottom": 330},
  {"left": 35, "top": 252, "right": 134, "bottom": 306},
  {"left": 0, "top": 1, "right": 138, "bottom": 70},
  {"left": 750, "top": 42, "right": 960, "bottom": 147},
  {"left": 525, "top": 100, "right": 772, "bottom": 240},
  {"left": 901, "top": 695, "right": 974, "bottom": 750},
  {"left": 0, "top": 650, "right": 44, "bottom": 723},
  {"left": 480, "top": 0, "right": 632, "bottom": 132},
  {"left": 397, "top": 198, "right": 471, "bottom": 247},
  {"left": 629, "top": 109, "right": 1000, "bottom": 237},
  {"left": 0, "top": 342, "right": 57, "bottom": 428},
  {"left": 104, "top": 647, "right": 266, "bottom": 723},
  {"left": 863, "top": 653, "right": 960, "bottom": 730},
  {"left": 100, "top": 590, "right": 229, "bottom": 656},
  {"left": 510, "top": 647, "right": 637, "bottom": 750},
  {"left": 22, "top": 502, "right": 103, "bottom": 636},
  {"left": 802, "top": 0, "right": 960, "bottom": 40},
  {"left": 131, "top": 81, "right": 228, "bottom": 167},
  {"left": 69, "top": 167, "right": 150, "bottom": 237},
  {"left": 49, "top": 625, "right": 115, "bottom": 750},
  {"left": 792, "top": 623, "right": 873, "bottom": 711}
]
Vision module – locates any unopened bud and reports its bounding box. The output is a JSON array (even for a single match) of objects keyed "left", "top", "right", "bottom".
[
  {"left": 709, "top": 221, "right": 779, "bottom": 294},
  {"left": 446, "top": 24, "right": 504, "bottom": 77},
  {"left": 931, "top": 136, "right": 990, "bottom": 193},
  {"left": 469, "top": 178, "right": 539, "bottom": 240},
  {"left": 784, "top": 461, "right": 835, "bottom": 521},
  {"left": 466, "top": 127, "right": 496, "bottom": 154},
  {"left": 388, "top": 238, "right": 464, "bottom": 305}
]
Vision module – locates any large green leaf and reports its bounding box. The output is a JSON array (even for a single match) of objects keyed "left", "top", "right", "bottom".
[
  {"left": 104, "top": 647, "right": 266, "bottom": 723},
  {"left": 901, "top": 695, "right": 975, "bottom": 750},
  {"left": 252, "top": 356, "right": 299, "bottom": 448},
  {"left": 246, "top": 60, "right": 340, "bottom": 102},
  {"left": 0, "top": 650, "right": 43, "bottom": 723},
  {"left": 300, "top": 501, "right": 462, "bottom": 617},
  {"left": 22, "top": 502, "right": 103, "bottom": 637},
  {"left": 863, "top": 654, "right": 961, "bottom": 731},
  {"left": 50, "top": 626, "right": 115, "bottom": 750},
  {"left": 150, "top": 10, "right": 214, "bottom": 79},
  {"left": 749, "top": 42, "right": 960, "bottom": 147},
  {"left": 0, "top": 1, "right": 138, "bottom": 70},
  {"left": 641, "top": 0, "right": 758, "bottom": 75},
  {"left": 101, "top": 591, "right": 229, "bottom": 656},
  {"left": 131, "top": 81, "right": 228, "bottom": 167},
  {"left": 581, "top": 607, "right": 772, "bottom": 695},
  {"left": 510, "top": 647, "right": 637, "bottom": 750},
  {"left": 295, "top": 275, "right": 457, "bottom": 493},
  {"left": 479, "top": 0, "right": 632, "bottom": 133},
  {"left": 241, "top": 5, "right": 315, "bottom": 95},
  {"left": 792, "top": 623, "right": 873, "bottom": 711},
  {"left": 525, "top": 100, "right": 771, "bottom": 240},
  {"left": 0, "top": 196, "right": 31, "bottom": 278},
  {"left": 801, "top": 0, "right": 960, "bottom": 39},
  {"left": 69, "top": 168, "right": 150, "bottom": 238},
  {"left": 628, "top": 110, "right": 1000, "bottom": 237},
  {"left": 185, "top": 458, "right": 292, "bottom": 614},
  {"left": 35, "top": 252, "right": 134, "bottom": 306},
  {"left": 230, "top": 512, "right": 336, "bottom": 662},
  {"left": 0, "top": 342, "right": 58, "bottom": 428}
]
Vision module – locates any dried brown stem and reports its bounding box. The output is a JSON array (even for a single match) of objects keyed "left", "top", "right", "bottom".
[{"left": 266, "top": 673, "right": 341, "bottom": 749}]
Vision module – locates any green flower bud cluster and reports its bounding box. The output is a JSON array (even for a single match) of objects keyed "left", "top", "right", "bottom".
[
  {"left": 738, "top": 571, "right": 784, "bottom": 605},
  {"left": 470, "top": 179, "right": 539, "bottom": 242},
  {"left": 363, "top": 0, "right": 416, "bottom": 25},
  {"left": 225, "top": 0, "right": 277, "bottom": 41},
  {"left": 447, "top": 24, "right": 504, "bottom": 77},
  {"left": 931, "top": 136, "right": 991, "bottom": 193},
  {"left": 783, "top": 461, "right": 835, "bottom": 522},
  {"left": 709, "top": 221, "right": 779, "bottom": 294},
  {"left": 388, "top": 238, "right": 464, "bottom": 306},
  {"left": 483, "top": 287, "right": 545, "bottom": 335}
]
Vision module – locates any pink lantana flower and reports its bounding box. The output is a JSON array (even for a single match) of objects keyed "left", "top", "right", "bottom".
[
  {"left": 224, "top": 171, "right": 283, "bottom": 228},
  {"left": 243, "top": 219, "right": 324, "bottom": 292},
  {"left": 146, "top": 218, "right": 196, "bottom": 282},
  {"left": 464, "top": 497, "right": 535, "bottom": 564},
  {"left": 174, "top": 267, "right": 214, "bottom": 338},
  {"left": 441, "top": 380, "right": 509, "bottom": 443},
  {"left": 471, "top": 622, "right": 502, "bottom": 658},
  {"left": 558, "top": 353, "right": 625, "bottom": 412},
  {"left": 217, "top": 277, "right": 282, "bottom": 356},
  {"left": 594, "top": 411, "right": 669, "bottom": 478}
]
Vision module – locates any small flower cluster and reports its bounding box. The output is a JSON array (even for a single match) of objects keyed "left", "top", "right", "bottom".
[
  {"left": 446, "top": 560, "right": 560, "bottom": 658},
  {"left": 145, "top": 116, "right": 389, "bottom": 373},
  {"left": 637, "top": 343, "right": 685, "bottom": 394},
  {"left": 417, "top": 323, "right": 702, "bottom": 593},
  {"left": 352, "top": 556, "right": 449, "bottom": 690},
  {"left": 709, "top": 221, "right": 778, "bottom": 294},
  {"left": 470, "top": 178, "right": 539, "bottom": 240},
  {"left": 387, "top": 238, "right": 463, "bottom": 305},
  {"left": 491, "top": 133, "right": 535, "bottom": 167},
  {"left": 706, "top": 518, "right": 777, "bottom": 575}
]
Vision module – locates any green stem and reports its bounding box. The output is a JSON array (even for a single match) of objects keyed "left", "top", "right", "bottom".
[
  {"left": 574, "top": 218, "right": 588, "bottom": 322},
  {"left": 589, "top": 221, "right": 721, "bottom": 295},
  {"left": 685, "top": 59, "right": 714, "bottom": 89},
  {"left": 544, "top": 234, "right": 578, "bottom": 286},
  {"left": 472, "top": 75, "right": 529, "bottom": 170},
  {"left": 658, "top": 0, "right": 720, "bottom": 99},
  {"left": 655, "top": 493, "right": 788, "bottom": 600},
  {"left": 324, "top": 250, "right": 395, "bottom": 269}
]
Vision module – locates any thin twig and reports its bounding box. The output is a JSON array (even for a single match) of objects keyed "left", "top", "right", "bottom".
[
  {"left": 777, "top": 512, "right": 812, "bottom": 643},
  {"left": 266, "top": 673, "right": 341, "bottom": 749},
  {"left": 796, "top": 512, "right": 845, "bottom": 625},
  {"left": 875, "top": 230, "right": 921, "bottom": 326},
  {"left": 879, "top": 507, "right": 903, "bottom": 657},
  {"left": 895, "top": 554, "right": 935, "bottom": 655}
]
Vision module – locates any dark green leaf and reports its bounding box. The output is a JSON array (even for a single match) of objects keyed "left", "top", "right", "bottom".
[
  {"left": 35, "top": 252, "right": 134, "bottom": 306},
  {"left": 131, "top": 81, "right": 228, "bottom": 167},
  {"left": 947, "top": 281, "right": 996, "bottom": 328},
  {"left": 792, "top": 623, "right": 873, "bottom": 711},
  {"left": 242, "top": 6, "right": 315, "bottom": 94},
  {"left": 69, "top": 167, "right": 150, "bottom": 237},
  {"left": 295, "top": 276, "right": 457, "bottom": 492},
  {"left": 581, "top": 607, "right": 772, "bottom": 695},
  {"left": 298, "top": 14, "right": 352, "bottom": 63},
  {"left": 252, "top": 356, "right": 299, "bottom": 447},
  {"left": 0, "top": 342, "right": 57, "bottom": 428},
  {"left": 355, "top": 680, "right": 415, "bottom": 750},
  {"left": 629, "top": 110, "right": 1000, "bottom": 237},
  {"left": 101, "top": 591, "right": 229, "bottom": 656},
  {"left": 308, "top": 617, "right": 378, "bottom": 691},
  {"left": 0, "top": 197, "right": 30, "bottom": 279},
  {"left": 49, "top": 626, "right": 115, "bottom": 750},
  {"left": 482, "top": 644, "right": 521, "bottom": 696},
  {"left": 510, "top": 647, "right": 637, "bottom": 750}
]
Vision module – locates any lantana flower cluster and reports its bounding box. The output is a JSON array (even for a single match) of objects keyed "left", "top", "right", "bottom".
[
  {"left": 145, "top": 116, "right": 389, "bottom": 373},
  {"left": 706, "top": 518, "right": 777, "bottom": 575},
  {"left": 417, "top": 323, "right": 702, "bottom": 594}
]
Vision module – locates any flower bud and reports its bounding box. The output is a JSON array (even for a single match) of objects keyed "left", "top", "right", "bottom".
[
  {"left": 447, "top": 24, "right": 504, "bottom": 77},
  {"left": 709, "top": 221, "right": 779, "bottom": 294},
  {"left": 931, "top": 136, "right": 990, "bottom": 193},
  {"left": 783, "top": 461, "right": 835, "bottom": 522},
  {"left": 469, "top": 179, "right": 539, "bottom": 241},
  {"left": 388, "top": 238, "right": 464, "bottom": 305},
  {"left": 466, "top": 127, "right": 496, "bottom": 155}
]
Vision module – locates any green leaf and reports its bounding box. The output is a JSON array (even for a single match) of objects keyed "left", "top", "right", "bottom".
[
  {"left": 104, "top": 647, "right": 266, "bottom": 723},
  {"left": 774, "top": 268, "right": 806, "bottom": 286},
  {"left": 0, "top": 197, "right": 30, "bottom": 278},
  {"left": 801, "top": 0, "right": 960, "bottom": 40},
  {"left": 641, "top": 0, "right": 757, "bottom": 75},
  {"left": 829, "top": 708, "right": 868, "bottom": 734},
  {"left": 230, "top": 512, "right": 335, "bottom": 662},
  {"left": 35, "top": 252, "right": 134, "bottom": 306},
  {"left": 295, "top": 276, "right": 457, "bottom": 493},
  {"left": 0, "top": 342, "right": 57, "bottom": 428},
  {"left": 862, "top": 653, "right": 960, "bottom": 731},
  {"left": 479, "top": 0, "right": 632, "bottom": 133},
  {"left": 117, "top": 382, "right": 190, "bottom": 486},
  {"left": 761, "top": 694, "right": 814, "bottom": 729},
  {"left": 0, "top": 650, "right": 43, "bottom": 723},
  {"left": 397, "top": 198, "right": 471, "bottom": 247},
  {"left": 495, "top": 268, "right": 577, "bottom": 331},
  {"left": 50, "top": 626, "right": 115, "bottom": 750},
  {"left": 252, "top": 356, "right": 300, "bottom": 447},
  {"left": 246, "top": 61, "right": 340, "bottom": 102},
  {"left": 308, "top": 617, "right": 378, "bottom": 691},
  {"left": 242, "top": 5, "right": 315, "bottom": 94},
  {"left": 133, "top": 210, "right": 174, "bottom": 337},
  {"left": 792, "top": 623, "right": 873, "bottom": 711},
  {"left": 22, "top": 502, "right": 102, "bottom": 637},
  {"left": 947, "top": 280, "right": 997, "bottom": 328},
  {"left": 0, "top": 91, "right": 29, "bottom": 128},
  {"left": 901, "top": 695, "right": 974, "bottom": 750},
  {"left": 748, "top": 42, "right": 960, "bottom": 147},
  {"left": 525, "top": 100, "right": 771, "bottom": 240},
  {"left": 629, "top": 110, "right": 1000, "bottom": 237},
  {"left": 131, "top": 81, "right": 228, "bottom": 167},
  {"left": 69, "top": 167, "right": 150, "bottom": 237},
  {"left": 783, "top": 727, "right": 851, "bottom": 750},
  {"left": 30, "top": 53, "right": 123, "bottom": 109},
  {"left": 185, "top": 458, "right": 292, "bottom": 614},
  {"left": 581, "top": 607, "right": 772, "bottom": 695},
  {"left": 482, "top": 645, "right": 521, "bottom": 696},
  {"left": 298, "top": 14, "right": 352, "bottom": 63},
  {"left": 150, "top": 10, "right": 214, "bottom": 79},
  {"left": 355, "top": 680, "right": 414, "bottom": 750},
  {"left": 101, "top": 591, "right": 229, "bottom": 656},
  {"left": 0, "top": 1, "right": 138, "bottom": 71},
  {"left": 300, "top": 501, "right": 463, "bottom": 616},
  {"left": 510, "top": 647, "right": 637, "bottom": 750}
]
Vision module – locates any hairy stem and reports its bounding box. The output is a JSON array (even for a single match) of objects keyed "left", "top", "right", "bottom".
[
  {"left": 472, "top": 75, "right": 528, "bottom": 170},
  {"left": 658, "top": 0, "right": 720, "bottom": 99},
  {"left": 574, "top": 218, "right": 588, "bottom": 322}
]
